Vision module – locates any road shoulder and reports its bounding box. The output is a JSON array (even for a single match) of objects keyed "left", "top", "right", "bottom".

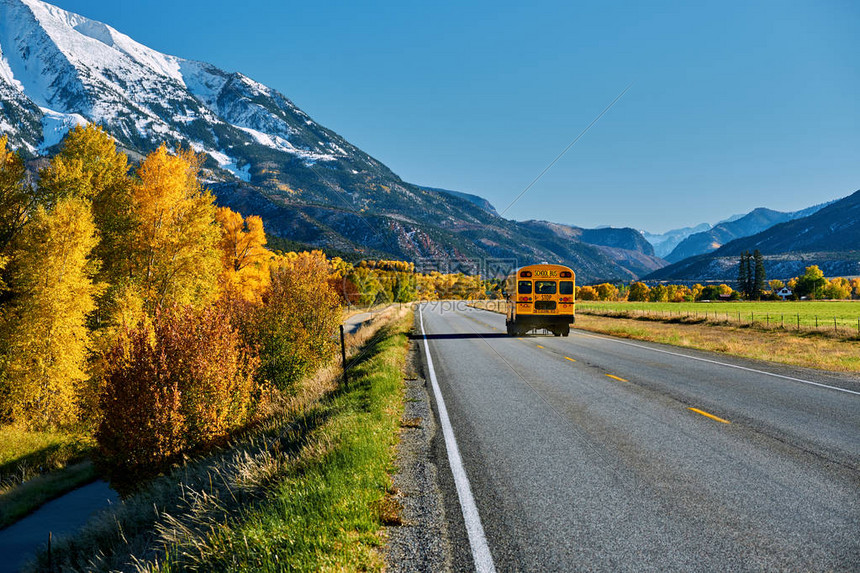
[{"left": 385, "top": 336, "right": 454, "bottom": 572}]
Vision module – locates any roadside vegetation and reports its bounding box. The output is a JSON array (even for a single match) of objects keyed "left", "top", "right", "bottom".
[
  {"left": 470, "top": 300, "right": 860, "bottom": 372},
  {"left": 578, "top": 300, "right": 860, "bottom": 333},
  {"left": 25, "top": 309, "right": 411, "bottom": 572},
  {"left": 0, "top": 127, "right": 490, "bottom": 527}
]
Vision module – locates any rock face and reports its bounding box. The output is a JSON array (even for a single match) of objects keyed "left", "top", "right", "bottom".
[
  {"left": 0, "top": 0, "right": 666, "bottom": 283},
  {"left": 645, "top": 190, "right": 860, "bottom": 281}
]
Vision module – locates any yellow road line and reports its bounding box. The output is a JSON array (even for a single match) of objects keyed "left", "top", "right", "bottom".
[
  {"left": 564, "top": 357, "right": 576, "bottom": 362},
  {"left": 517, "top": 338, "right": 524, "bottom": 341},
  {"left": 605, "top": 374, "right": 628, "bottom": 382},
  {"left": 688, "top": 407, "right": 731, "bottom": 424},
  {"left": 536, "top": 345, "right": 545, "bottom": 349}
]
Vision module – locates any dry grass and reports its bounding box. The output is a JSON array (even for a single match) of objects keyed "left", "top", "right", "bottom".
[
  {"left": 576, "top": 314, "right": 860, "bottom": 372},
  {"left": 23, "top": 308, "right": 411, "bottom": 573},
  {"left": 468, "top": 301, "right": 860, "bottom": 372}
]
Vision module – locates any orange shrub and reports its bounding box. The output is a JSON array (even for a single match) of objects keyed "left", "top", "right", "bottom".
[{"left": 96, "top": 304, "right": 257, "bottom": 491}]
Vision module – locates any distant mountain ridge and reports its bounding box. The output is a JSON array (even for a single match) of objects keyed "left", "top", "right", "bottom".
[
  {"left": 0, "top": 0, "right": 662, "bottom": 283},
  {"left": 646, "top": 191, "right": 860, "bottom": 281},
  {"left": 664, "top": 202, "right": 834, "bottom": 263}
]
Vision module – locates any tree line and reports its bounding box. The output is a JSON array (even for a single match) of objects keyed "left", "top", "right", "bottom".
[
  {"left": 0, "top": 127, "right": 499, "bottom": 489},
  {"left": 576, "top": 266, "right": 860, "bottom": 302},
  {"left": 0, "top": 128, "right": 344, "bottom": 489}
]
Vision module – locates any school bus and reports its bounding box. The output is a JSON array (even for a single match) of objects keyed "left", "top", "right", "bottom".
[{"left": 504, "top": 263, "right": 575, "bottom": 336}]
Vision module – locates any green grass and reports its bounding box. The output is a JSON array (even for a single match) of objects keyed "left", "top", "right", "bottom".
[
  {"left": 27, "top": 311, "right": 412, "bottom": 572},
  {"left": 578, "top": 300, "right": 860, "bottom": 330},
  {"left": 0, "top": 426, "right": 96, "bottom": 527},
  {"left": 148, "top": 316, "right": 410, "bottom": 572},
  {"left": 0, "top": 462, "right": 97, "bottom": 528}
]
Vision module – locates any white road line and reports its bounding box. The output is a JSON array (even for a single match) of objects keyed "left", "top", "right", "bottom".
[
  {"left": 572, "top": 331, "right": 860, "bottom": 397},
  {"left": 419, "top": 306, "right": 497, "bottom": 573}
]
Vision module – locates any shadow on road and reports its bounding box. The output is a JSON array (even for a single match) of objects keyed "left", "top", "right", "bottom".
[{"left": 411, "top": 333, "right": 512, "bottom": 340}]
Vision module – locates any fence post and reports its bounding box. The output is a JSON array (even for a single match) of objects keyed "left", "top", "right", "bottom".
[
  {"left": 340, "top": 324, "right": 347, "bottom": 385},
  {"left": 815, "top": 315, "right": 818, "bottom": 328},
  {"left": 797, "top": 313, "right": 800, "bottom": 330},
  {"left": 834, "top": 317, "right": 837, "bottom": 333}
]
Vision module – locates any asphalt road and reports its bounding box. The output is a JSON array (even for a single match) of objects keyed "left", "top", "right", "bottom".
[{"left": 418, "top": 303, "right": 860, "bottom": 572}]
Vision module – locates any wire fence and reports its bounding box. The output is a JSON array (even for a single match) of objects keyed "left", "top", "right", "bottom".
[{"left": 577, "top": 305, "right": 860, "bottom": 337}]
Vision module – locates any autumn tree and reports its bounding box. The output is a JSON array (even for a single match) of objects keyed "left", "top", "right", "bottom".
[
  {"left": 627, "top": 281, "right": 650, "bottom": 302},
  {"left": 0, "top": 198, "right": 100, "bottom": 428},
  {"left": 37, "top": 126, "right": 135, "bottom": 326},
  {"left": 647, "top": 284, "right": 667, "bottom": 302},
  {"left": 215, "top": 207, "right": 271, "bottom": 303},
  {"left": 577, "top": 285, "right": 598, "bottom": 301},
  {"left": 794, "top": 265, "right": 826, "bottom": 300},
  {"left": 595, "top": 283, "right": 618, "bottom": 301},
  {"left": 824, "top": 277, "right": 851, "bottom": 300},
  {"left": 129, "top": 146, "right": 220, "bottom": 313},
  {"left": 251, "top": 251, "right": 341, "bottom": 393}
]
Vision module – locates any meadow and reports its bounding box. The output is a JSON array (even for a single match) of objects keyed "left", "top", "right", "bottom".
[{"left": 577, "top": 300, "right": 860, "bottom": 333}]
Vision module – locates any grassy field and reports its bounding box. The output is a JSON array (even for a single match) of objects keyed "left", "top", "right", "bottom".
[
  {"left": 27, "top": 309, "right": 411, "bottom": 572},
  {"left": 578, "top": 300, "right": 860, "bottom": 333},
  {"left": 0, "top": 427, "right": 96, "bottom": 527},
  {"left": 469, "top": 300, "right": 860, "bottom": 372}
]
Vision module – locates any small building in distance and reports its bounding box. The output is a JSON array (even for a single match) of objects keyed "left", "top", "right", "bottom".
[{"left": 776, "top": 287, "right": 793, "bottom": 301}]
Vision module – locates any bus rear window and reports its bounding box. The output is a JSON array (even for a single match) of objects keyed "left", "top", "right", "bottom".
[
  {"left": 518, "top": 281, "right": 532, "bottom": 294},
  {"left": 560, "top": 281, "right": 573, "bottom": 295},
  {"left": 535, "top": 281, "right": 557, "bottom": 294}
]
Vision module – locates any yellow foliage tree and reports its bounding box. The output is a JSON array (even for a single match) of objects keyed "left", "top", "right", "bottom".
[
  {"left": 215, "top": 207, "right": 271, "bottom": 303},
  {"left": 1, "top": 197, "right": 101, "bottom": 428},
  {"left": 39, "top": 126, "right": 134, "bottom": 327},
  {"left": 130, "top": 146, "right": 220, "bottom": 313}
]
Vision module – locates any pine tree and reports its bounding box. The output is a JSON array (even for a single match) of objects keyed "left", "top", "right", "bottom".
[
  {"left": 752, "top": 250, "right": 766, "bottom": 300},
  {"left": 737, "top": 251, "right": 749, "bottom": 298},
  {"left": 1, "top": 197, "right": 101, "bottom": 428}
]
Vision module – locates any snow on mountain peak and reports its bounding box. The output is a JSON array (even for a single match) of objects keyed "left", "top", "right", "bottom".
[{"left": 0, "top": 0, "right": 350, "bottom": 175}]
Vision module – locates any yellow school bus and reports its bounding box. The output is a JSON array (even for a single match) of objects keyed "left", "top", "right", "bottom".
[{"left": 504, "top": 263, "right": 575, "bottom": 336}]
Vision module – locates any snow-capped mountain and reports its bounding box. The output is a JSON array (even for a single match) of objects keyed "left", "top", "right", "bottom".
[
  {"left": 0, "top": 0, "right": 379, "bottom": 177},
  {"left": 0, "top": 0, "right": 672, "bottom": 282}
]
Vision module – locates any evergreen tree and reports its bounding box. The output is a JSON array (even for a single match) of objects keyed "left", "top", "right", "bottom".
[
  {"left": 737, "top": 251, "right": 749, "bottom": 298},
  {"left": 752, "top": 250, "right": 766, "bottom": 300}
]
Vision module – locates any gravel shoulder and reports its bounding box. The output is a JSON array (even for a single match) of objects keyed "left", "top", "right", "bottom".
[{"left": 385, "top": 337, "right": 453, "bottom": 572}]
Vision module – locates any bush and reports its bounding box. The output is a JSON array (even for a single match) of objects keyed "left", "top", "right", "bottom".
[
  {"left": 96, "top": 304, "right": 257, "bottom": 491},
  {"left": 253, "top": 252, "right": 341, "bottom": 394}
]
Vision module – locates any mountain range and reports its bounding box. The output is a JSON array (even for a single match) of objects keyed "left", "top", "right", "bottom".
[
  {"left": 0, "top": 0, "right": 856, "bottom": 284},
  {"left": 646, "top": 190, "right": 860, "bottom": 281},
  {"left": 0, "top": 0, "right": 671, "bottom": 283}
]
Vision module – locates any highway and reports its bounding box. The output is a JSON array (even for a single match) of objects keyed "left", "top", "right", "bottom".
[{"left": 417, "top": 303, "right": 860, "bottom": 572}]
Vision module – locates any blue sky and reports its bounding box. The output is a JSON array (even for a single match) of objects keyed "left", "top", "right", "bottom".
[{"left": 56, "top": 0, "right": 859, "bottom": 232}]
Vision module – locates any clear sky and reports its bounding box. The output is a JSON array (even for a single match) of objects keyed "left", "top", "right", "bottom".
[{"left": 53, "top": 0, "right": 859, "bottom": 233}]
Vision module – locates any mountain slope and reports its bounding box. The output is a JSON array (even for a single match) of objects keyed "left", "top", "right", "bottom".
[
  {"left": 641, "top": 223, "right": 711, "bottom": 258},
  {"left": 664, "top": 203, "right": 832, "bottom": 263},
  {"left": 646, "top": 190, "right": 860, "bottom": 281},
  {"left": 0, "top": 0, "right": 673, "bottom": 283}
]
